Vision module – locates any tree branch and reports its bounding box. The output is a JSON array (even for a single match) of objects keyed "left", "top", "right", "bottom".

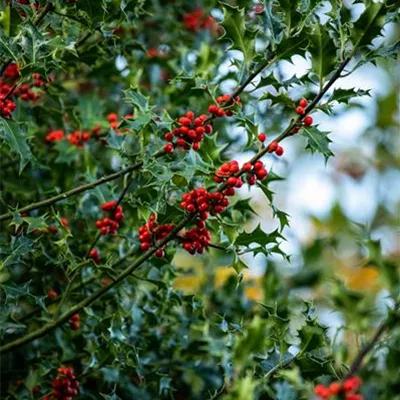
[{"left": 0, "top": 151, "right": 164, "bottom": 222}]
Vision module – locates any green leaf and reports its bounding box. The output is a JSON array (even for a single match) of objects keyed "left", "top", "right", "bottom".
[
  {"left": 276, "top": 0, "right": 301, "bottom": 35},
  {"left": 235, "top": 224, "right": 283, "bottom": 247},
  {"left": 329, "top": 88, "right": 371, "bottom": 104},
  {"left": 351, "top": 2, "right": 390, "bottom": 51},
  {"left": 263, "top": 1, "right": 283, "bottom": 49},
  {"left": 274, "top": 381, "right": 297, "bottom": 400},
  {"left": 275, "top": 35, "right": 308, "bottom": 61},
  {"left": 301, "top": 126, "right": 333, "bottom": 162},
  {"left": 123, "top": 87, "right": 150, "bottom": 111},
  {"left": 219, "top": 2, "right": 257, "bottom": 68},
  {"left": 309, "top": 24, "right": 337, "bottom": 86},
  {"left": 0, "top": 5, "right": 10, "bottom": 36},
  {"left": 0, "top": 119, "right": 35, "bottom": 173}
]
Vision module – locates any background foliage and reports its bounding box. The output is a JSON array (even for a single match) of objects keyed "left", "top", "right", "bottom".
[{"left": 0, "top": 0, "right": 399, "bottom": 399}]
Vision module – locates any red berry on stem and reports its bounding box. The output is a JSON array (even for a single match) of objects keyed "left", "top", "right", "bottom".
[
  {"left": 275, "top": 146, "right": 284, "bottom": 156},
  {"left": 295, "top": 106, "right": 305, "bottom": 115},
  {"left": 155, "top": 248, "right": 165, "bottom": 258},
  {"left": 299, "top": 98, "right": 308, "bottom": 107},
  {"left": 268, "top": 141, "right": 279, "bottom": 152},
  {"left": 140, "top": 242, "right": 151, "bottom": 251},
  {"left": 164, "top": 144, "right": 174, "bottom": 153},
  {"left": 304, "top": 115, "right": 313, "bottom": 126},
  {"left": 242, "top": 162, "right": 252, "bottom": 172},
  {"left": 258, "top": 132, "right": 266, "bottom": 142}
]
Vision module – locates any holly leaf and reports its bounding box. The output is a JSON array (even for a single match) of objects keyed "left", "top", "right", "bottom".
[
  {"left": 275, "top": 35, "right": 308, "bottom": 61},
  {"left": 329, "top": 88, "right": 371, "bottom": 104},
  {"left": 276, "top": 0, "right": 301, "bottom": 35},
  {"left": 351, "top": 2, "right": 391, "bottom": 50},
  {"left": 309, "top": 24, "right": 337, "bottom": 86},
  {"left": 235, "top": 225, "right": 283, "bottom": 247},
  {"left": 301, "top": 126, "right": 333, "bottom": 162},
  {"left": 219, "top": 2, "right": 257, "bottom": 68},
  {"left": 0, "top": 119, "right": 35, "bottom": 173}
]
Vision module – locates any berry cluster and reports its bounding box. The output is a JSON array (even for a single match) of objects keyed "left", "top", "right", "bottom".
[
  {"left": 96, "top": 201, "right": 124, "bottom": 235},
  {"left": 88, "top": 248, "right": 101, "bottom": 264},
  {"left": 107, "top": 112, "right": 133, "bottom": 134},
  {"left": 44, "top": 366, "right": 79, "bottom": 400},
  {"left": 314, "top": 376, "right": 363, "bottom": 400},
  {"left": 107, "top": 112, "right": 119, "bottom": 130},
  {"left": 164, "top": 111, "right": 213, "bottom": 153},
  {"left": 208, "top": 94, "right": 240, "bottom": 117},
  {"left": 241, "top": 160, "right": 268, "bottom": 185},
  {"left": 67, "top": 130, "right": 91, "bottom": 147},
  {"left": 138, "top": 214, "right": 174, "bottom": 257},
  {"left": 15, "top": 82, "right": 41, "bottom": 102},
  {"left": 0, "top": 96, "right": 16, "bottom": 119},
  {"left": 295, "top": 98, "right": 313, "bottom": 126},
  {"left": 69, "top": 313, "right": 80, "bottom": 331},
  {"left": 267, "top": 140, "right": 284, "bottom": 156},
  {"left": 183, "top": 9, "right": 218, "bottom": 33},
  {"left": 214, "top": 161, "right": 244, "bottom": 192},
  {"left": 45, "top": 130, "right": 64, "bottom": 143},
  {"left": 180, "top": 188, "right": 229, "bottom": 216},
  {"left": 181, "top": 220, "right": 211, "bottom": 254}
]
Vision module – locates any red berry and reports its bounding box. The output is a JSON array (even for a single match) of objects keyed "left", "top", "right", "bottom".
[
  {"left": 295, "top": 106, "right": 305, "bottom": 115},
  {"left": 179, "top": 117, "right": 192, "bottom": 126},
  {"left": 164, "top": 144, "right": 174, "bottom": 153},
  {"left": 100, "top": 227, "right": 108, "bottom": 235},
  {"left": 208, "top": 105, "right": 219, "bottom": 114},
  {"left": 314, "top": 384, "right": 330, "bottom": 399},
  {"left": 164, "top": 132, "right": 173, "bottom": 141},
  {"left": 155, "top": 248, "right": 165, "bottom": 258},
  {"left": 256, "top": 169, "right": 268, "bottom": 180},
  {"left": 186, "top": 111, "right": 194, "bottom": 119},
  {"left": 299, "top": 98, "right": 308, "bottom": 108},
  {"left": 71, "top": 321, "right": 80, "bottom": 331},
  {"left": 107, "top": 113, "right": 118, "bottom": 123},
  {"left": 304, "top": 115, "right": 313, "bottom": 126},
  {"left": 89, "top": 249, "right": 99, "bottom": 259},
  {"left": 140, "top": 242, "right": 151, "bottom": 251},
  {"left": 242, "top": 162, "right": 252, "bottom": 171},
  {"left": 253, "top": 161, "right": 263, "bottom": 171},
  {"left": 227, "top": 177, "right": 237, "bottom": 186},
  {"left": 268, "top": 141, "right": 279, "bottom": 152},
  {"left": 258, "top": 132, "right": 266, "bottom": 142},
  {"left": 247, "top": 175, "right": 257, "bottom": 185},
  {"left": 216, "top": 108, "right": 225, "bottom": 117},
  {"left": 204, "top": 124, "right": 213, "bottom": 134},
  {"left": 71, "top": 313, "right": 80, "bottom": 322},
  {"left": 275, "top": 146, "right": 284, "bottom": 156},
  {"left": 47, "top": 289, "right": 58, "bottom": 300},
  {"left": 328, "top": 382, "right": 342, "bottom": 395},
  {"left": 186, "top": 204, "right": 196, "bottom": 213},
  {"left": 343, "top": 376, "right": 362, "bottom": 392},
  {"left": 345, "top": 395, "right": 364, "bottom": 400}
]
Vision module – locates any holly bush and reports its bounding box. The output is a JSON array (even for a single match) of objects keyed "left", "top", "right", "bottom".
[{"left": 0, "top": 0, "right": 399, "bottom": 399}]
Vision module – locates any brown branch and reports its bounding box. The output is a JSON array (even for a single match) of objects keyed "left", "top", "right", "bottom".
[{"left": 0, "top": 150, "right": 164, "bottom": 222}]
